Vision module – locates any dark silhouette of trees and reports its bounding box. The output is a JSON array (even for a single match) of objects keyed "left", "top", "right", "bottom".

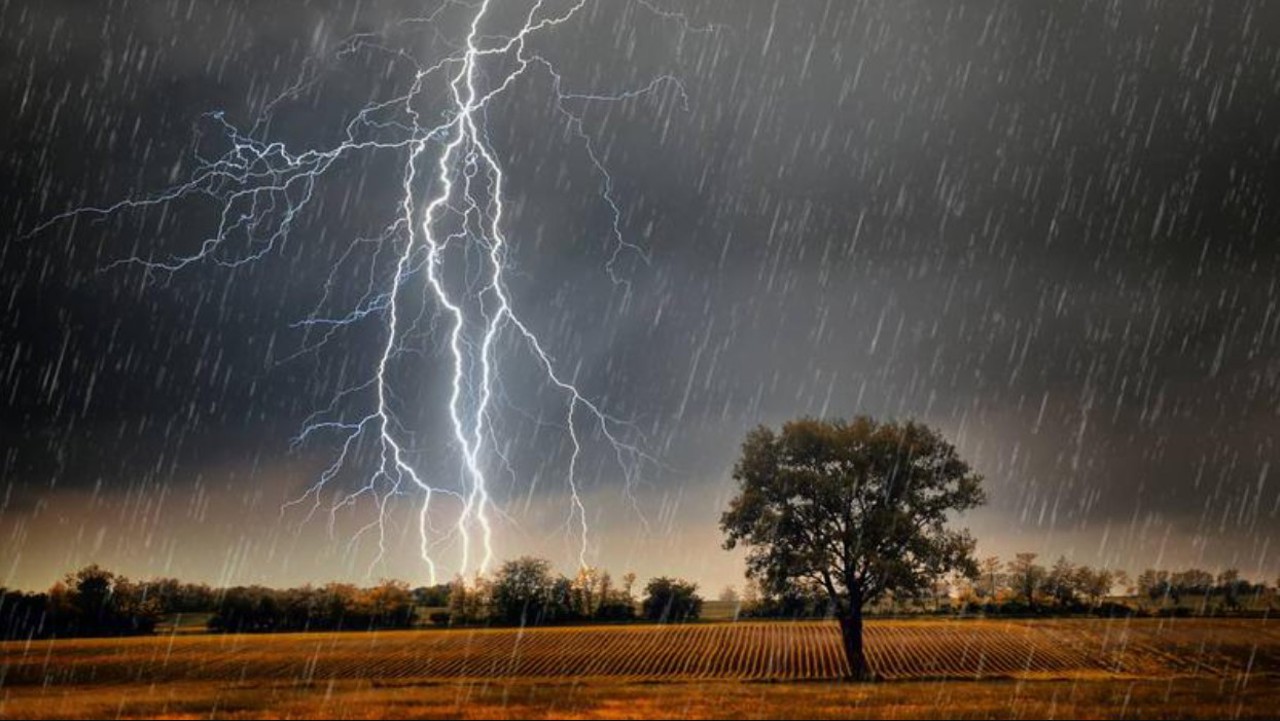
[
  {"left": 1138, "top": 569, "right": 1171, "bottom": 602},
  {"left": 59, "top": 565, "right": 160, "bottom": 636},
  {"left": 737, "top": 579, "right": 832, "bottom": 619},
  {"left": 0, "top": 565, "right": 159, "bottom": 639},
  {"left": 1133, "top": 567, "right": 1264, "bottom": 612},
  {"left": 588, "top": 569, "right": 638, "bottom": 621},
  {"left": 1169, "top": 569, "right": 1215, "bottom": 605},
  {"left": 0, "top": 588, "right": 52, "bottom": 640},
  {"left": 141, "top": 578, "right": 216, "bottom": 614},
  {"left": 207, "top": 580, "right": 417, "bottom": 633},
  {"left": 641, "top": 577, "right": 703, "bottom": 622},
  {"left": 1217, "top": 569, "right": 1250, "bottom": 609},
  {"left": 448, "top": 558, "right": 638, "bottom": 627},
  {"left": 411, "top": 584, "right": 452, "bottom": 607},
  {"left": 721, "top": 417, "right": 984, "bottom": 680},
  {"left": 490, "top": 557, "right": 563, "bottom": 625},
  {"left": 6, "top": 555, "right": 1275, "bottom": 641}
]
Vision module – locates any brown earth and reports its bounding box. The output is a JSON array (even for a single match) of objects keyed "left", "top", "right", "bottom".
[
  {"left": 3, "top": 618, "right": 1277, "bottom": 685},
  {"left": 1, "top": 619, "right": 1276, "bottom": 719}
]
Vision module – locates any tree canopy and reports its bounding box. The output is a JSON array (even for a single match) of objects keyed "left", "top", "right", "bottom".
[{"left": 721, "top": 417, "right": 984, "bottom": 678}]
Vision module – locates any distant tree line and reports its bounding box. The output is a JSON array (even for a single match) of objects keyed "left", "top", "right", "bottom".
[
  {"left": 442, "top": 557, "right": 703, "bottom": 627},
  {"left": 0, "top": 558, "right": 703, "bottom": 639},
  {"left": 971, "top": 556, "right": 1271, "bottom": 615},
  {"left": 7, "top": 554, "right": 1270, "bottom": 640},
  {"left": 954, "top": 553, "right": 1133, "bottom": 615},
  {"left": 733, "top": 552, "right": 1278, "bottom": 620},
  {"left": 1, "top": 565, "right": 162, "bottom": 640},
  {"left": 1134, "top": 567, "right": 1268, "bottom": 611},
  {"left": 207, "top": 581, "right": 418, "bottom": 633},
  {"left": 0, "top": 566, "right": 428, "bottom": 639}
]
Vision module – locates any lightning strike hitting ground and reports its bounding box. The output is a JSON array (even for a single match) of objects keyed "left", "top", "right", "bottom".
[{"left": 29, "top": 0, "right": 696, "bottom": 583}]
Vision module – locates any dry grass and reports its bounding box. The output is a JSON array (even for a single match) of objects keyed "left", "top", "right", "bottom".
[
  {"left": 0, "top": 619, "right": 1276, "bottom": 719},
  {"left": 0, "top": 678, "right": 1276, "bottom": 720}
]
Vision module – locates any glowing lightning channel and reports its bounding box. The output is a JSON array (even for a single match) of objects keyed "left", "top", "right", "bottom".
[{"left": 29, "top": 0, "right": 700, "bottom": 583}]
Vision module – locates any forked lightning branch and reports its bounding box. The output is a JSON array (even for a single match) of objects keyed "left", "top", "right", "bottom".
[{"left": 33, "top": 0, "right": 695, "bottom": 583}]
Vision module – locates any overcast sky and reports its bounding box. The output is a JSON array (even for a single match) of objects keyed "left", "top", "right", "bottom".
[{"left": 2, "top": 0, "right": 1279, "bottom": 592}]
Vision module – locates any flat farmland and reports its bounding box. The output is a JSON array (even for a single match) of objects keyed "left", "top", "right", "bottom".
[
  {"left": 2, "top": 619, "right": 1277, "bottom": 685},
  {"left": 1, "top": 619, "right": 1277, "bottom": 719}
]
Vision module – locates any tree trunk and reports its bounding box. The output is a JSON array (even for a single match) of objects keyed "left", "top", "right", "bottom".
[{"left": 838, "top": 610, "right": 872, "bottom": 681}]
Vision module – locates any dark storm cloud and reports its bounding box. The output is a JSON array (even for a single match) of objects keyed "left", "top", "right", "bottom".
[{"left": 2, "top": 0, "right": 1278, "bottom": 588}]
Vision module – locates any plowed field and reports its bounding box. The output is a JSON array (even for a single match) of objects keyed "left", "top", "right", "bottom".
[{"left": 2, "top": 619, "right": 1276, "bottom": 686}]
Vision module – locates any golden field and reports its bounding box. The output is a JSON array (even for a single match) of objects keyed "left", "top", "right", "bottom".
[{"left": 1, "top": 619, "right": 1277, "bottom": 719}]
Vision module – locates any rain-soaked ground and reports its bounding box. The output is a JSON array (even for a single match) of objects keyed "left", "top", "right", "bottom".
[
  {"left": 1, "top": 618, "right": 1277, "bottom": 718},
  {"left": 3, "top": 619, "right": 1278, "bottom": 684}
]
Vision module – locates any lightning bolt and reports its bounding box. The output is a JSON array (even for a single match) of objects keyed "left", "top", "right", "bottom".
[{"left": 29, "top": 0, "right": 703, "bottom": 582}]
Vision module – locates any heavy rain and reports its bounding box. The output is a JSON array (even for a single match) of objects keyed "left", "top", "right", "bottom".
[{"left": 1, "top": 1, "right": 1277, "bottom": 718}]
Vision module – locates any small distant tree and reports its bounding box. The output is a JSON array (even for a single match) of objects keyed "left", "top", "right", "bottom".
[
  {"left": 411, "top": 584, "right": 452, "bottom": 608},
  {"left": 721, "top": 418, "right": 983, "bottom": 679},
  {"left": 718, "top": 586, "right": 742, "bottom": 619},
  {"left": 491, "top": 557, "right": 557, "bottom": 626},
  {"left": 548, "top": 575, "right": 577, "bottom": 622},
  {"left": 1075, "top": 567, "right": 1116, "bottom": 608},
  {"left": 110, "top": 577, "right": 163, "bottom": 634},
  {"left": 66, "top": 565, "right": 115, "bottom": 628},
  {"left": 320, "top": 583, "right": 359, "bottom": 628},
  {"left": 594, "top": 571, "right": 636, "bottom": 622},
  {"left": 1007, "top": 554, "right": 1047, "bottom": 608},
  {"left": 1216, "top": 569, "right": 1245, "bottom": 609},
  {"left": 363, "top": 579, "right": 415, "bottom": 628},
  {"left": 1137, "top": 569, "right": 1170, "bottom": 603},
  {"left": 975, "top": 556, "right": 1005, "bottom": 602},
  {"left": 597, "top": 572, "right": 614, "bottom": 612},
  {"left": 446, "top": 578, "right": 468, "bottom": 625},
  {"left": 446, "top": 575, "right": 489, "bottom": 625},
  {"left": 1043, "top": 556, "right": 1079, "bottom": 607},
  {"left": 571, "top": 566, "right": 603, "bottom": 618},
  {"left": 1113, "top": 570, "right": 1132, "bottom": 597},
  {"left": 1169, "top": 569, "right": 1214, "bottom": 605},
  {"left": 642, "top": 577, "right": 702, "bottom": 622},
  {"left": 143, "top": 578, "right": 215, "bottom": 614}
]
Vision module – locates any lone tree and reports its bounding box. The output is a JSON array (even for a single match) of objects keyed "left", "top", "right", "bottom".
[{"left": 721, "top": 417, "right": 984, "bottom": 679}]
